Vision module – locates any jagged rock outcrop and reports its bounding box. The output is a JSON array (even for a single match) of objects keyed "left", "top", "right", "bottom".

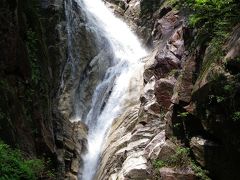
[
  {"left": 159, "top": 168, "right": 197, "bottom": 180},
  {"left": 105, "top": 0, "right": 178, "bottom": 48},
  {"left": 190, "top": 137, "right": 219, "bottom": 167},
  {"left": 1, "top": 0, "right": 240, "bottom": 179},
  {"left": 96, "top": 1, "right": 240, "bottom": 180},
  {"left": 96, "top": 2, "right": 191, "bottom": 179},
  {"left": 165, "top": 24, "right": 240, "bottom": 180},
  {"left": 58, "top": 0, "right": 114, "bottom": 122}
]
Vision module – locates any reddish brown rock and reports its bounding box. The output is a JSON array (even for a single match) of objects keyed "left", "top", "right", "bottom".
[
  {"left": 153, "top": 10, "right": 180, "bottom": 40},
  {"left": 171, "top": 55, "right": 197, "bottom": 104},
  {"left": 155, "top": 77, "right": 176, "bottom": 111},
  {"left": 160, "top": 168, "right": 197, "bottom": 180},
  {"left": 145, "top": 21, "right": 185, "bottom": 81}
]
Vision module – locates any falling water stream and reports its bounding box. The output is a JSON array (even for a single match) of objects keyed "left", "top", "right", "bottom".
[{"left": 73, "top": 0, "right": 148, "bottom": 179}]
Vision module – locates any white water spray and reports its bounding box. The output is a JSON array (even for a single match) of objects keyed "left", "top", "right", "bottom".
[{"left": 75, "top": 0, "right": 148, "bottom": 179}]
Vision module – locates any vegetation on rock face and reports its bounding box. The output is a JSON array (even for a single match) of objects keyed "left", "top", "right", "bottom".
[
  {"left": 153, "top": 146, "right": 210, "bottom": 180},
  {"left": 0, "top": 141, "right": 55, "bottom": 180},
  {"left": 179, "top": 0, "right": 240, "bottom": 54},
  {"left": 153, "top": 147, "right": 191, "bottom": 168},
  {"left": 182, "top": 0, "right": 240, "bottom": 34},
  {"left": 0, "top": 0, "right": 56, "bottom": 176},
  {"left": 154, "top": 1, "right": 240, "bottom": 179}
]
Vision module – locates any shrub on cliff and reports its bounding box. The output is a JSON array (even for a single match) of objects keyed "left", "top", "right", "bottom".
[
  {"left": 0, "top": 141, "right": 54, "bottom": 180},
  {"left": 153, "top": 147, "right": 210, "bottom": 180},
  {"left": 180, "top": 0, "right": 240, "bottom": 40}
]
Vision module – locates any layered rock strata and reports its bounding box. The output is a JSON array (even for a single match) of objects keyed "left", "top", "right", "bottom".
[
  {"left": 96, "top": 0, "right": 240, "bottom": 180},
  {"left": 96, "top": 2, "right": 190, "bottom": 179}
]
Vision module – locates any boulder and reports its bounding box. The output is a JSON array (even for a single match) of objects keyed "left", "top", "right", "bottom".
[
  {"left": 71, "top": 159, "right": 79, "bottom": 174},
  {"left": 171, "top": 55, "right": 197, "bottom": 104},
  {"left": 121, "top": 154, "right": 150, "bottom": 179},
  {"left": 155, "top": 77, "right": 176, "bottom": 111},
  {"left": 65, "top": 172, "right": 78, "bottom": 180},
  {"left": 190, "top": 136, "right": 219, "bottom": 167},
  {"left": 160, "top": 167, "right": 197, "bottom": 180},
  {"left": 157, "top": 140, "right": 177, "bottom": 161}
]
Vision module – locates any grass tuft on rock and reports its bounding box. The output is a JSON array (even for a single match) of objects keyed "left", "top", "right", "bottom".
[{"left": 153, "top": 146, "right": 210, "bottom": 180}]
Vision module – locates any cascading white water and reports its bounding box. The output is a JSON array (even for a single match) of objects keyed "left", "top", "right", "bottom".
[{"left": 75, "top": 0, "right": 148, "bottom": 179}]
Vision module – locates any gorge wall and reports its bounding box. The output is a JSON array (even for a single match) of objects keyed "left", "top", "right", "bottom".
[
  {"left": 0, "top": 0, "right": 88, "bottom": 179},
  {"left": 96, "top": 0, "right": 240, "bottom": 180},
  {"left": 0, "top": 0, "right": 240, "bottom": 180}
]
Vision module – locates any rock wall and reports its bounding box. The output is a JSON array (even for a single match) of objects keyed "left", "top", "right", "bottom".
[
  {"left": 0, "top": 0, "right": 88, "bottom": 179},
  {"left": 1, "top": 0, "right": 240, "bottom": 179},
  {"left": 0, "top": 0, "right": 121, "bottom": 179},
  {"left": 58, "top": 0, "right": 114, "bottom": 123},
  {"left": 96, "top": 0, "right": 240, "bottom": 180},
  {"left": 96, "top": 2, "right": 189, "bottom": 179}
]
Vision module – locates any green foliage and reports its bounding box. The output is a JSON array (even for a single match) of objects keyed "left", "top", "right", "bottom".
[
  {"left": 177, "top": 112, "right": 190, "bottom": 118},
  {"left": 168, "top": 69, "right": 180, "bottom": 78},
  {"left": 188, "top": 14, "right": 203, "bottom": 27},
  {"left": 233, "top": 112, "right": 240, "bottom": 122},
  {"left": 216, "top": 96, "right": 225, "bottom": 103},
  {"left": 186, "top": 0, "right": 238, "bottom": 34},
  {"left": 173, "top": 122, "right": 181, "bottom": 128},
  {"left": 208, "top": 85, "right": 231, "bottom": 104},
  {"left": 179, "top": 0, "right": 240, "bottom": 54},
  {"left": 224, "top": 84, "right": 234, "bottom": 92},
  {"left": 209, "top": 95, "right": 225, "bottom": 103},
  {"left": 165, "top": 0, "right": 178, "bottom": 6},
  {"left": 153, "top": 147, "right": 191, "bottom": 168},
  {"left": 190, "top": 162, "right": 211, "bottom": 180},
  {"left": 153, "top": 146, "right": 209, "bottom": 179},
  {"left": 211, "top": 77, "right": 237, "bottom": 101},
  {"left": 0, "top": 141, "right": 55, "bottom": 179},
  {"left": 183, "top": 0, "right": 238, "bottom": 27},
  {"left": 168, "top": 147, "right": 191, "bottom": 167},
  {"left": 153, "top": 159, "right": 165, "bottom": 169}
]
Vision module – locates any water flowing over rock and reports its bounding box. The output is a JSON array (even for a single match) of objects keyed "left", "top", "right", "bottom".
[
  {"left": 59, "top": 0, "right": 114, "bottom": 122},
  {"left": 1, "top": 0, "right": 240, "bottom": 179},
  {"left": 95, "top": 2, "right": 188, "bottom": 179},
  {"left": 66, "top": 0, "right": 148, "bottom": 179}
]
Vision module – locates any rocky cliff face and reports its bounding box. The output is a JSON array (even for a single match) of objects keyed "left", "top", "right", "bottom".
[
  {"left": 1, "top": 0, "right": 240, "bottom": 180},
  {"left": 0, "top": 0, "right": 88, "bottom": 179},
  {"left": 96, "top": 1, "right": 189, "bottom": 179},
  {"left": 58, "top": 0, "right": 115, "bottom": 123},
  {"left": 0, "top": 0, "right": 123, "bottom": 179},
  {"left": 96, "top": 0, "right": 240, "bottom": 180}
]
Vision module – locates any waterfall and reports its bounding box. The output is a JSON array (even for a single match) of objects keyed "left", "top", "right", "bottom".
[{"left": 73, "top": 0, "right": 148, "bottom": 179}]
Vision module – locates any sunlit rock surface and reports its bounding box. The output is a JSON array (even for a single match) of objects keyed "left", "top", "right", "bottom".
[
  {"left": 95, "top": 2, "right": 188, "bottom": 179},
  {"left": 1, "top": 0, "right": 240, "bottom": 179}
]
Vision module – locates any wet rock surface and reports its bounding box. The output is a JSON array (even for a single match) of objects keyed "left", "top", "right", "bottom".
[
  {"left": 96, "top": 1, "right": 240, "bottom": 180},
  {"left": 1, "top": 0, "right": 240, "bottom": 179},
  {"left": 95, "top": 2, "right": 190, "bottom": 179},
  {"left": 58, "top": 0, "right": 114, "bottom": 122}
]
